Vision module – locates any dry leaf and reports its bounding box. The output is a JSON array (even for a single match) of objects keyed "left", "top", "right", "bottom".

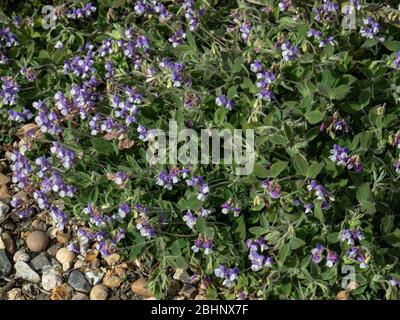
[
  {"left": 50, "top": 284, "right": 71, "bottom": 300},
  {"left": 118, "top": 138, "right": 134, "bottom": 150},
  {"left": 85, "top": 249, "right": 99, "bottom": 262}
]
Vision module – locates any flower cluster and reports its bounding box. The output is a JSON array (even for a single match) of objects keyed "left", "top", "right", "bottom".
[
  {"left": 221, "top": 201, "right": 241, "bottom": 217},
  {"left": 246, "top": 238, "right": 272, "bottom": 271},
  {"left": 186, "top": 175, "right": 209, "bottom": 201},
  {"left": 280, "top": 41, "right": 299, "bottom": 62},
  {"left": 0, "top": 77, "right": 19, "bottom": 105},
  {"left": 312, "top": 0, "right": 339, "bottom": 24},
  {"left": 360, "top": 17, "right": 380, "bottom": 40},
  {"left": 329, "top": 144, "right": 363, "bottom": 172},
  {"left": 215, "top": 95, "right": 235, "bottom": 111},
  {"left": 307, "top": 180, "right": 334, "bottom": 209},
  {"left": 311, "top": 244, "right": 338, "bottom": 268},
  {"left": 214, "top": 265, "right": 239, "bottom": 288},
  {"left": 181, "top": 0, "right": 206, "bottom": 31},
  {"left": 66, "top": 2, "right": 96, "bottom": 20},
  {"left": 261, "top": 179, "right": 282, "bottom": 199},
  {"left": 250, "top": 60, "right": 276, "bottom": 101},
  {"left": 192, "top": 236, "right": 213, "bottom": 255}
]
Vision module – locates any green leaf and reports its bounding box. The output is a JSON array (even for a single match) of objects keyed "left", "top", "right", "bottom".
[
  {"left": 290, "top": 237, "right": 306, "bottom": 250},
  {"left": 356, "top": 183, "right": 371, "bottom": 203},
  {"left": 248, "top": 226, "right": 267, "bottom": 236},
  {"left": 329, "top": 85, "right": 351, "bottom": 100},
  {"left": 196, "top": 218, "right": 207, "bottom": 233},
  {"left": 306, "top": 110, "right": 324, "bottom": 124},
  {"left": 307, "top": 161, "right": 323, "bottom": 178},
  {"left": 277, "top": 243, "right": 291, "bottom": 265},
  {"left": 314, "top": 201, "right": 324, "bottom": 223},
  {"left": 91, "top": 138, "right": 114, "bottom": 155},
  {"left": 268, "top": 134, "right": 289, "bottom": 145},
  {"left": 254, "top": 163, "right": 269, "bottom": 178},
  {"left": 268, "top": 161, "right": 288, "bottom": 178},
  {"left": 293, "top": 154, "right": 309, "bottom": 176},
  {"left": 232, "top": 56, "right": 243, "bottom": 73}
]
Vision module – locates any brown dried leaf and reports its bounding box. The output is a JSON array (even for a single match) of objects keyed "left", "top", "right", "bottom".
[
  {"left": 50, "top": 284, "right": 71, "bottom": 300},
  {"left": 85, "top": 249, "right": 99, "bottom": 263},
  {"left": 118, "top": 138, "right": 134, "bottom": 150}
]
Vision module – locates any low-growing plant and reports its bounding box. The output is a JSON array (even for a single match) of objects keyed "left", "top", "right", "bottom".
[{"left": 1, "top": 0, "right": 400, "bottom": 299}]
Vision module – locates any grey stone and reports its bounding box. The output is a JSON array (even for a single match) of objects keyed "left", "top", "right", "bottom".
[
  {"left": 42, "top": 266, "right": 63, "bottom": 291},
  {"left": 15, "top": 261, "right": 41, "bottom": 283},
  {"left": 173, "top": 268, "right": 192, "bottom": 283},
  {"left": 68, "top": 270, "right": 92, "bottom": 293},
  {"left": 30, "top": 254, "right": 51, "bottom": 271},
  {"left": 0, "top": 201, "right": 9, "bottom": 219},
  {"left": 85, "top": 269, "right": 104, "bottom": 286},
  {"left": 179, "top": 284, "right": 197, "bottom": 299},
  {"left": 0, "top": 249, "right": 12, "bottom": 276},
  {"left": 72, "top": 293, "right": 89, "bottom": 300},
  {"left": 13, "top": 248, "right": 30, "bottom": 263}
]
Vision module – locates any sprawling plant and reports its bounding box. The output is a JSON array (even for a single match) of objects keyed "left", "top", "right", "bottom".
[{"left": 1, "top": 0, "right": 400, "bottom": 299}]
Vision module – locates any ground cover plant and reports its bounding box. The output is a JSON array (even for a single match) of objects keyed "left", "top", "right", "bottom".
[{"left": 1, "top": 0, "right": 400, "bottom": 300}]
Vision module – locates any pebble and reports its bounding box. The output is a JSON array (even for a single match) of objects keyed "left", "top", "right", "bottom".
[
  {"left": 90, "top": 285, "right": 108, "bottom": 300},
  {"left": 0, "top": 201, "right": 9, "bottom": 219},
  {"left": 30, "top": 253, "right": 51, "bottom": 271},
  {"left": 56, "top": 247, "right": 76, "bottom": 271},
  {"left": 173, "top": 268, "right": 192, "bottom": 283},
  {"left": 0, "top": 173, "right": 10, "bottom": 185},
  {"left": 68, "top": 270, "right": 92, "bottom": 293},
  {"left": 195, "top": 294, "right": 207, "bottom": 300},
  {"left": 26, "top": 231, "right": 49, "bottom": 253},
  {"left": 47, "top": 244, "right": 61, "bottom": 257},
  {"left": 336, "top": 290, "right": 350, "bottom": 300},
  {"left": 179, "top": 284, "right": 198, "bottom": 299},
  {"left": 73, "top": 260, "right": 87, "bottom": 269},
  {"left": 104, "top": 253, "right": 120, "bottom": 266},
  {"left": 85, "top": 270, "right": 104, "bottom": 286},
  {"left": 13, "top": 248, "right": 31, "bottom": 263},
  {"left": 1, "top": 232, "right": 14, "bottom": 254},
  {"left": 0, "top": 249, "right": 12, "bottom": 276},
  {"left": 71, "top": 293, "right": 89, "bottom": 300},
  {"left": 15, "top": 261, "right": 41, "bottom": 283},
  {"left": 131, "top": 278, "right": 154, "bottom": 297},
  {"left": 7, "top": 288, "right": 25, "bottom": 300},
  {"left": 31, "top": 219, "right": 48, "bottom": 232},
  {"left": 41, "top": 266, "right": 63, "bottom": 291},
  {"left": 103, "top": 271, "right": 121, "bottom": 288},
  {"left": 167, "top": 280, "right": 181, "bottom": 296},
  {"left": 56, "top": 232, "right": 71, "bottom": 244},
  {"left": 3, "top": 221, "right": 15, "bottom": 231}
]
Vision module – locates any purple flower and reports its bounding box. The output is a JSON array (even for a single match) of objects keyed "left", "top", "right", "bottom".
[
  {"left": 215, "top": 95, "right": 235, "bottom": 111},
  {"left": 326, "top": 250, "right": 339, "bottom": 267},
  {"left": 114, "top": 171, "right": 128, "bottom": 186},
  {"left": 307, "top": 28, "right": 323, "bottom": 39},
  {"left": 169, "top": 30, "right": 186, "bottom": 48},
  {"left": 0, "top": 77, "right": 19, "bottom": 105},
  {"left": 279, "top": 0, "right": 291, "bottom": 12},
  {"left": 261, "top": 179, "right": 281, "bottom": 199},
  {"left": 360, "top": 17, "right": 380, "bottom": 39},
  {"left": 311, "top": 243, "right": 325, "bottom": 263},
  {"left": 313, "top": 0, "right": 339, "bottom": 23},
  {"left": 339, "top": 229, "right": 364, "bottom": 245},
  {"left": 116, "top": 203, "right": 131, "bottom": 219},
  {"left": 191, "top": 238, "right": 203, "bottom": 253},
  {"left": 394, "top": 158, "right": 400, "bottom": 174},
  {"left": 319, "top": 36, "right": 335, "bottom": 48},
  {"left": 214, "top": 265, "right": 239, "bottom": 288},
  {"left": 183, "top": 210, "right": 197, "bottom": 229},
  {"left": 281, "top": 41, "right": 299, "bottom": 61},
  {"left": 239, "top": 21, "right": 252, "bottom": 41},
  {"left": 50, "top": 142, "right": 75, "bottom": 169},
  {"left": 66, "top": 2, "right": 96, "bottom": 19},
  {"left": 8, "top": 109, "right": 33, "bottom": 122},
  {"left": 50, "top": 206, "right": 67, "bottom": 230},
  {"left": 221, "top": 202, "right": 241, "bottom": 217},
  {"left": 329, "top": 144, "right": 362, "bottom": 172}
]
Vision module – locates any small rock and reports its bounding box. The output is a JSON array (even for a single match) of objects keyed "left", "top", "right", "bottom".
[
  {"left": 13, "top": 248, "right": 31, "bottom": 263},
  {"left": 37, "top": 293, "right": 49, "bottom": 300},
  {"left": 56, "top": 247, "right": 76, "bottom": 270},
  {"left": 56, "top": 232, "right": 71, "bottom": 244},
  {"left": 336, "top": 290, "right": 350, "bottom": 300},
  {"left": 195, "top": 294, "right": 207, "bottom": 300},
  {"left": 0, "top": 173, "right": 10, "bottom": 185},
  {"left": 26, "top": 231, "right": 49, "bottom": 253},
  {"left": 7, "top": 288, "right": 25, "bottom": 300},
  {"left": 179, "top": 284, "right": 197, "bottom": 299},
  {"left": 47, "top": 244, "right": 61, "bottom": 257},
  {"left": 85, "top": 270, "right": 104, "bottom": 286},
  {"left": 42, "top": 266, "right": 63, "bottom": 291},
  {"left": 167, "top": 280, "right": 181, "bottom": 296},
  {"left": 68, "top": 270, "right": 92, "bottom": 293},
  {"left": 72, "top": 292, "right": 89, "bottom": 300},
  {"left": 103, "top": 271, "right": 121, "bottom": 288},
  {"left": 3, "top": 221, "right": 15, "bottom": 231},
  {"left": 30, "top": 254, "right": 51, "bottom": 271},
  {"left": 31, "top": 219, "right": 48, "bottom": 232},
  {"left": 1, "top": 232, "right": 15, "bottom": 254},
  {"left": 73, "top": 260, "right": 87, "bottom": 269},
  {"left": 90, "top": 285, "right": 108, "bottom": 300},
  {"left": 56, "top": 247, "right": 76, "bottom": 264},
  {"left": 0, "top": 201, "right": 9, "bottom": 219},
  {"left": 0, "top": 185, "right": 10, "bottom": 201},
  {"left": 48, "top": 226, "right": 59, "bottom": 239},
  {"left": 173, "top": 268, "right": 192, "bottom": 283},
  {"left": 131, "top": 278, "right": 154, "bottom": 297},
  {"left": 15, "top": 261, "right": 41, "bottom": 283},
  {"left": 104, "top": 253, "right": 120, "bottom": 266},
  {"left": 0, "top": 249, "right": 12, "bottom": 276}
]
